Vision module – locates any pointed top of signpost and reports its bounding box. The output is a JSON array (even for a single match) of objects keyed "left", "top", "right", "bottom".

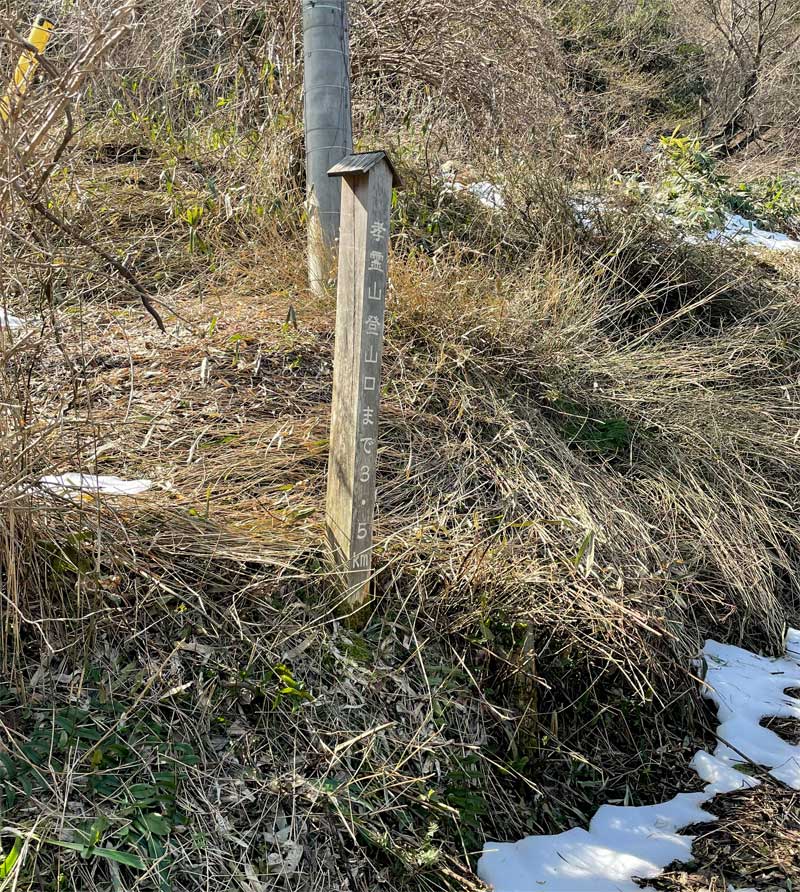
[{"left": 328, "top": 151, "right": 402, "bottom": 188}]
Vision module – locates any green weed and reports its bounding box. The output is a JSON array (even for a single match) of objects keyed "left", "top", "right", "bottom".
[{"left": 0, "top": 692, "right": 198, "bottom": 890}]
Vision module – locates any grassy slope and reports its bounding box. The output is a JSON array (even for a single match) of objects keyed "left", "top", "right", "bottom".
[{"left": 2, "top": 128, "right": 800, "bottom": 889}]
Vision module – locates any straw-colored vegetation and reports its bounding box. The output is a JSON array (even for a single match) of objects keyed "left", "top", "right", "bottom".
[{"left": 1, "top": 2, "right": 799, "bottom": 890}]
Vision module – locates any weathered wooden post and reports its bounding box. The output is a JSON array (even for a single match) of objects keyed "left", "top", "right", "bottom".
[{"left": 326, "top": 151, "right": 400, "bottom": 623}]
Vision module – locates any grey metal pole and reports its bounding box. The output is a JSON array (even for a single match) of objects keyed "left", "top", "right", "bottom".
[{"left": 302, "top": 0, "right": 353, "bottom": 296}]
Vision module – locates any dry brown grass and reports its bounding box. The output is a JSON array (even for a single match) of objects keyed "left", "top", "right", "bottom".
[
  {"left": 2, "top": 146, "right": 799, "bottom": 888},
  {"left": 1, "top": 5, "right": 800, "bottom": 890},
  {"left": 647, "top": 780, "right": 800, "bottom": 891}
]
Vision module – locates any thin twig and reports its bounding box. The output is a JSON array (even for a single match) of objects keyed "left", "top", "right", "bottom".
[{"left": 26, "top": 197, "right": 166, "bottom": 332}]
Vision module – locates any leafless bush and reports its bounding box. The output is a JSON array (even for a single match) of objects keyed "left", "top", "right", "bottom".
[
  {"left": 12, "top": 0, "right": 566, "bottom": 173},
  {"left": 348, "top": 0, "right": 567, "bottom": 151},
  {"left": 687, "top": 0, "right": 800, "bottom": 154},
  {"left": 0, "top": 3, "right": 142, "bottom": 662}
]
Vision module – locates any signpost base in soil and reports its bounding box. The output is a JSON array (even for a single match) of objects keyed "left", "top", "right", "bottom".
[{"left": 325, "top": 152, "right": 401, "bottom": 626}]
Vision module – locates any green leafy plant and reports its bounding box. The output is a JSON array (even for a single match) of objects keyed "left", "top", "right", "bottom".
[
  {"left": 0, "top": 698, "right": 198, "bottom": 889},
  {"left": 270, "top": 663, "right": 313, "bottom": 710},
  {"left": 0, "top": 837, "right": 23, "bottom": 879},
  {"left": 622, "top": 130, "right": 800, "bottom": 234},
  {"left": 547, "top": 396, "right": 633, "bottom": 458},
  {"left": 733, "top": 174, "right": 800, "bottom": 232},
  {"left": 648, "top": 131, "right": 728, "bottom": 229},
  {"left": 228, "top": 332, "right": 245, "bottom": 366},
  {"left": 181, "top": 205, "right": 207, "bottom": 253},
  {"left": 444, "top": 755, "right": 489, "bottom": 851}
]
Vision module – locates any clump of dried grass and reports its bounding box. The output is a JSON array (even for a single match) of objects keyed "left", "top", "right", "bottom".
[
  {"left": 3, "top": 160, "right": 797, "bottom": 856},
  {"left": 647, "top": 780, "right": 800, "bottom": 891}
]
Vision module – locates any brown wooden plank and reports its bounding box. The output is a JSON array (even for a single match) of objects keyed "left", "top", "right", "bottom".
[{"left": 325, "top": 159, "right": 393, "bottom": 619}]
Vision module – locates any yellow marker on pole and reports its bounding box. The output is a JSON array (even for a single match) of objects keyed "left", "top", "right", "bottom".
[{"left": 0, "top": 14, "right": 55, "bottom": 122}]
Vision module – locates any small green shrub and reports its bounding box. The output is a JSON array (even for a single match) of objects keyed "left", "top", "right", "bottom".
[
  {"left": 623, "top": 130, "right": 800, "bottom": 232},
  {"left": 547, "top": 397, "right": 634, "bottom": 458},
  {"left": 0, "top": 692, "right": 198, "bottom": 890}
]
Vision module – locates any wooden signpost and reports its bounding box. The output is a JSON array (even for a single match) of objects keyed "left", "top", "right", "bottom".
[{"left": 325, "top": 151, "right": 400, "bottom": 621}]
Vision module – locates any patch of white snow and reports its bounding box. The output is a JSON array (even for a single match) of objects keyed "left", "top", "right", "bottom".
[
  {"left": 39, "top": 473, "right": 152, "bottom": 497},
  {"left": 440, "top": 166, "right": 505, "bottom": 209},
  {"left": 478, "top": 630, "right": 800, "bottom": 892},
  {"left": 570, "top": 195, "right": 607, "bottom": 230},
  {"left": 702, "top": 637, "right": 800, "bottom": 789},
  {"left": 0, "top": 308, "right": 28, "bottom": 329},
  {"left": 689, "top": 749, "right": 757, "bottom": 795},
  {"left": 454, "top": 180, "right": 505, "bottom": 210},
  {"left": 706, "top": 213, "right": 800, "bottom": 251},
  {"left": 567, "top": 195, "right": 800, "bottom": 252}
]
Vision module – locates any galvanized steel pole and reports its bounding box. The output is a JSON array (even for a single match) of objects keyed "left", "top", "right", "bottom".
[{"left": 302, "top": 0, "right": 353, "bottom": 296}]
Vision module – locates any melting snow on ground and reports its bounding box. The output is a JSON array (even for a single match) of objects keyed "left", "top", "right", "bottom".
[
  {"left": 440, "top": 165, "right": 505, "bottom": 210},
  {"left": 706, "top": 213, "right": 800, "bottom": 251},
  {"left": 0, "top": 308, "right": 28, "bottom": 329},
  {"left": 445, "top": 178, "right": 799, "bottom": 250},
  {"left": 478, "top": 629, "right": 800, "bottom": 892},
  {"left": 39, "top": 473, "right": 152, "bottom": 497},
  {"left": 451, "top": 179, "right": 505, "bottom": 210},
  {"left": 569, "top": 193, "right": 800, "bottom": 253}
]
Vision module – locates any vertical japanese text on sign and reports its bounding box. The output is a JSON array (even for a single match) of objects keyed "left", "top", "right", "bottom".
[{"left": 325, "top": 152, "right": 401, "bottom": 619}]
